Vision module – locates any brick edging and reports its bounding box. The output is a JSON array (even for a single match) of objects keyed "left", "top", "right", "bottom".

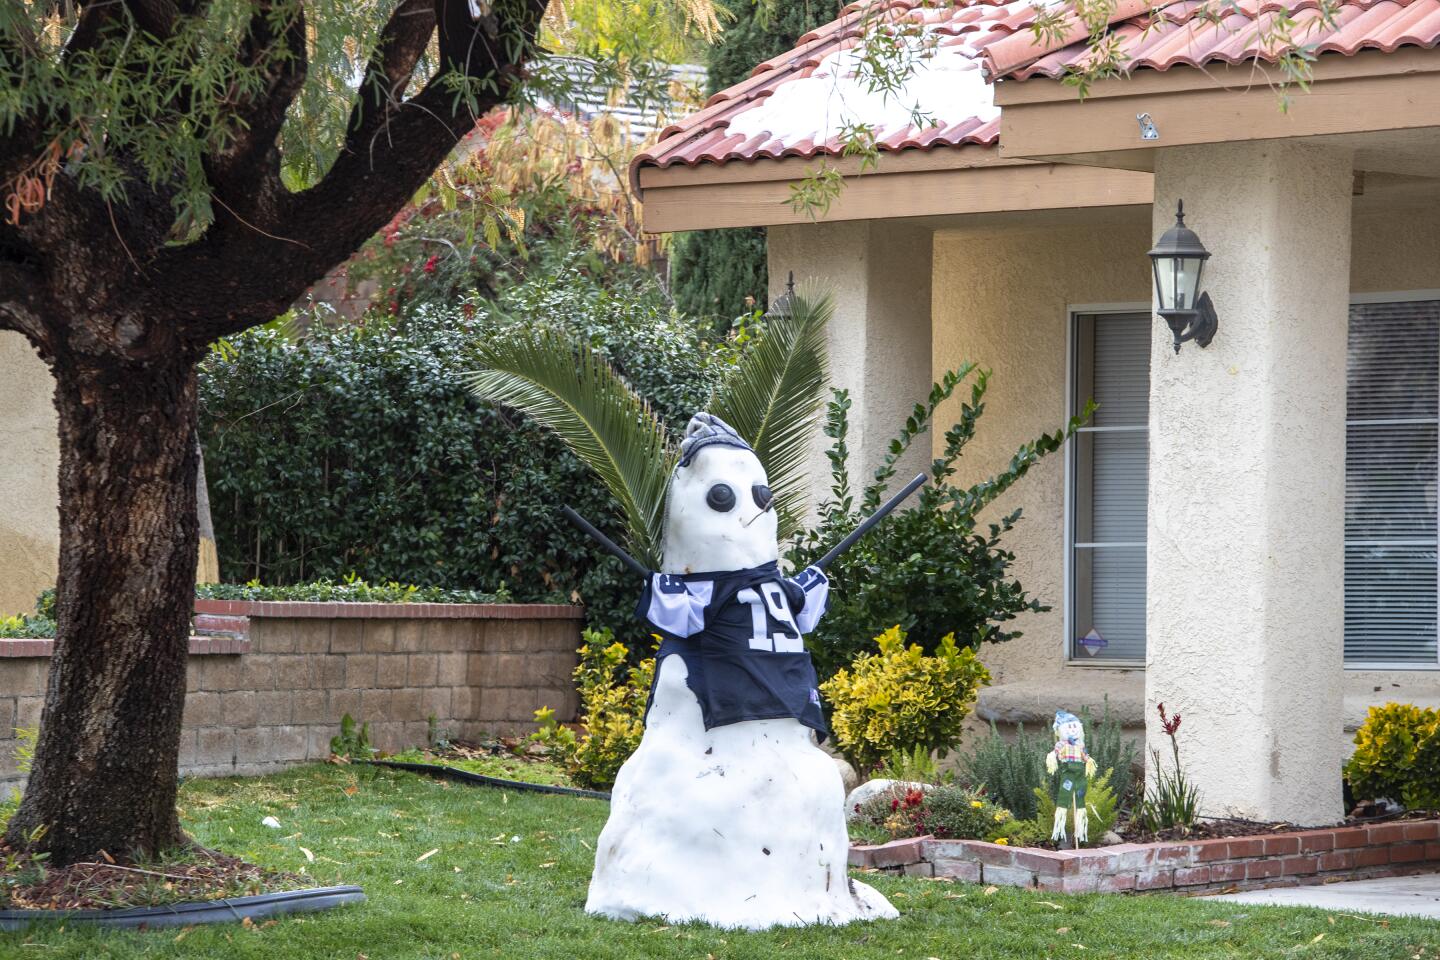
[
  {"left": 850, "top": 820, "right": 1440, "bottom": 894},
  {"left": 0, "top": 637, "right": 252, "bottom": 659},
  {"left": 191, "top": 600, "right": 585, "bottom": 620}
]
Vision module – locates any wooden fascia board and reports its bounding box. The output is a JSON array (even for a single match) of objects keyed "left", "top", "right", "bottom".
[
  {"left": 634, "top": 143, "right": 1018, "bottom": 193},
  {"left": 993, "top": 48, "right": 1440, "bottom": 159},
  {"left": 639, "top": 162, "right": 1153, "bottom": 233},
  {"left": 995, "top": 47, "right": 1440, "bottom": 104}
]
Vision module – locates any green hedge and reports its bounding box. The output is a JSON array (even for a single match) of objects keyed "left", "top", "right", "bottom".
[
  {"left": 195, "top": 578, "right": 510, "bottom": 605},
  {"left": 199, "top": 270, "right": 725, "bottom": 646},
  {"left": 2, "top": 580, "right": 517, "bottom": 639}
]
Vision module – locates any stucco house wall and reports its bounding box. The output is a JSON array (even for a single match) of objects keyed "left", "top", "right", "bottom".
[
  {"left": 767, "top": 219, "right": 936, "bottom": 507},
  {"left": 0, "top": 333, "right": 57, "bottom": 617},
  {"left": 930, "top": 210, "right": 1152, "bottom": 701},
  {"left": 921, "top": 196, "right": 1440, "bottom": 738}
]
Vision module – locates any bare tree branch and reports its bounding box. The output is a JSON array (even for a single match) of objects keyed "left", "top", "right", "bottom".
[
  {"left": 157, "top": 0, "right": 549, "bottom": 344},
  {"left": 352, "top": 0, "right": 437, "bottom": 139},
  {"left": 204, "top": 0, "right": 307, "bottom": 222},
  {"left": 64, "top": 1, "right": 126, "bottom": 60},
  {"left": 121, "top": 0, "right": 179, "bottom": 39},
  {"left": 0, "top": 257, "right": 53, "bottom": 350}
]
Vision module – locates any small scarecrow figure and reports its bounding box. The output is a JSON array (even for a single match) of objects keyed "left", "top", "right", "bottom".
[{"left": 1045, "top": 710, "right": 1097, "bottom": 846}]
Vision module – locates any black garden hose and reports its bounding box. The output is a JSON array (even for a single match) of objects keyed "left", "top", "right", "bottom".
[
  {"left": 0, "top": 885, "right": 366, "bottom": 931},
  {"left": 363, "top": 759, "right": 611, "bottom": 800}
]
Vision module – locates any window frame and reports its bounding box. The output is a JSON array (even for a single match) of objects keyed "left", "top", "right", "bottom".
[
  {"left": 1345, "top": 289, "right": 1440, "bottom": 672},
  {"left": 1063, "top": 302, "right": 1151, "bottom": 669}
]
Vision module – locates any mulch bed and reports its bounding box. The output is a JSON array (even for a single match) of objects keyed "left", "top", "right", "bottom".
[
  {"left": 428, "top": 736, "right": 555, "bottom": 764},
  {"left": 1120, "top": 808, "right": 1438, "bottom": 845},
  {"left": 0, "top": 846, "right": 305, "bottom": 912},
  {"left": 388, "top": 736, "right": 573, "bottom": 787}
]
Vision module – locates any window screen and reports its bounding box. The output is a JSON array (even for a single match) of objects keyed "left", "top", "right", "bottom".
[
  {"left": 1345, "top": 299, "right": 1440, "bottom": 667},
  {"left": 1070, "top": 312, "right": 1151, "bottom": 662}
]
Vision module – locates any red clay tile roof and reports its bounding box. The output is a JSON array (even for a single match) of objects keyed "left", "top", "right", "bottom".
[
  {"left": 1000, "top": 0, "right": 1440, "bottom": 80},
  {"left": 633, "top": 0, "right": 1440, "bottom": 188},
  {"left": 630, "top": 0, "right": 1059, "bottom": 186}
]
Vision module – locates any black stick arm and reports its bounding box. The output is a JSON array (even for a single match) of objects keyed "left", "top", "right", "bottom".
[
  {"left": 814, "top": 473, "right": 927, "bottom": 572},
  {"left": 560, "top": 507, "right": 650, "bottom": 580}
]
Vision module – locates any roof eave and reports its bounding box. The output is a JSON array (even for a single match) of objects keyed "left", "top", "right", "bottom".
[
  {"left": 991, "top": 46, "right": 1440, "bottom": 167},
  {"left": 637, "top": 152, "right": 1153, "bottom": 233}
]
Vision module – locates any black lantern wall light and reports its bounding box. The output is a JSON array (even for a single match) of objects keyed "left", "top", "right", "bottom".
[
  {"left": 1148, "top": 200, "right": 1218, "bottom": 354},
  {"left": 768, "top": 270, "right": 796, "bottom": 319}
]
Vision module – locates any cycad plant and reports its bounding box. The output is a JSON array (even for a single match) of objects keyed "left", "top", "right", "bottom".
[{"left": 466, "top": 293, "right": 833, "bottom": 569}]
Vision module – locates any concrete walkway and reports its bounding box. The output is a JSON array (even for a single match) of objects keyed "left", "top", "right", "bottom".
[{"left": 1209, "top": 874, "right": 1440, "bottom": 919}]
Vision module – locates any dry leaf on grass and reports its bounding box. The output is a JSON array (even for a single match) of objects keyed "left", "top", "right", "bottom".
[{"left": 417, "top": 848, "right": 439, "bottom": 862}]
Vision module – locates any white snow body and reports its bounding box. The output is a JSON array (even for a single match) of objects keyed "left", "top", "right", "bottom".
[{"left": 584, "top": 431, "right": 897, "bottom": 929}]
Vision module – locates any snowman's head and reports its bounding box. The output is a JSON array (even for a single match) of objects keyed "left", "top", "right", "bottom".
[
  {"left": 1054, "top": 710, "right": 1084, "bottom": 748},
  {"left": 660, "top": 414, "right": 778, "bottom": 575}
]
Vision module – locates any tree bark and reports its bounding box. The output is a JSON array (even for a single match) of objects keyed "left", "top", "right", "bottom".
[
  {"left": 5, "top": 349, "right": 202, "bottom": 862},
  {"left": 0, "top": 0, "right": 549, "bottom": 867}
]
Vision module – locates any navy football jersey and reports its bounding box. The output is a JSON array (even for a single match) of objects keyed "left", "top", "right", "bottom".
[{"left": 637, "top": 561, "right": 830, "bottom": 739}]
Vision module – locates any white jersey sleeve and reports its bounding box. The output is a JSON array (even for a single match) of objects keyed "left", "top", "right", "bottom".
[
  {"left": 787, "top": 566, "right": 830, "bottom": 634},
  {"left": 642, "top": 573, "right": 714, "bottom": 638}
]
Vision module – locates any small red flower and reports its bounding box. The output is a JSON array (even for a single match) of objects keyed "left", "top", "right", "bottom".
[
  {"left": 890, "top": 798, "right": 900, "bottom": 812},
  {"left": 423, "top": 255, "right": 440, "bottom": 274},
  {"left": 1157, "top": 702, "right": 1182, "bottom": 736},
  {"left": 903, "top": 789, "right": 925, "bottom": 810}
]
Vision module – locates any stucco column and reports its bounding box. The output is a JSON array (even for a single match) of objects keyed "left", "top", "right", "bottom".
[
  {"left": 1146, "top": 142, "right": 1352, "bottom": 825},
  {"left": 767, "top": 221, "right": 934, "bottom": 510},
  {"left": 0, "top": 333, "right": 59, "bottom": 616}
]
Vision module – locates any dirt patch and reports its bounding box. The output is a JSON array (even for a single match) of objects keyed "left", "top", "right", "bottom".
[
  {"left": 0, "top": 846, "right": 305, "bottom": 912},
  {"left": 1120, "top": 808, "right": 1439, "bottom": 845}
]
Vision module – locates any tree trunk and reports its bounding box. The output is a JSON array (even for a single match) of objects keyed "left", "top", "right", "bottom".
[{"left": 5, "top": 351, "right": 201, "bottom": 864}]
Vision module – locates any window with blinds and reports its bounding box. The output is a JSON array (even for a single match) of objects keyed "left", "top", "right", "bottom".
[
  {"left": 1069, "top": 312, "right": 1151, "bottom": 663},
  {"left": 1345, "top": 298, "right": 1440, "bottom": 667}
]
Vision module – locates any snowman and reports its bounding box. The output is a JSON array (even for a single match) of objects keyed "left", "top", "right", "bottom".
[{"left": 583, "top": 414, "right": 898, "bottom": 929}]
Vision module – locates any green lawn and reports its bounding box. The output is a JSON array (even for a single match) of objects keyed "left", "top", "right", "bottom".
[{"left": 3, "top": 764, "right": 1436, "bottom": 959}]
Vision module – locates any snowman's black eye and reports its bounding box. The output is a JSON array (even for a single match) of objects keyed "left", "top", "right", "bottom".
[
  {"left": 705, "top": 483, "right": 736, "bottom": 512},
  {"left": 752, "top": 484, "right": 773, "bottom": 509}
]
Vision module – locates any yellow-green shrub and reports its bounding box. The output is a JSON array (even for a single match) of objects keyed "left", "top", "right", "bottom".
[
  {"left": 1032, "top": 768, "right": 1119, "bottom": 847},
  {"left": 1345, "top": 703, "right": 1440, "bottom": 811},
  {"left": 532, "top": 629, "right": 654, "bottom": 790},
  {"left": 819, "top": 625, "right": 990, "bottom": 772},
  {"left": 0, "top": 728, "right": 37, "bottom": 829}
]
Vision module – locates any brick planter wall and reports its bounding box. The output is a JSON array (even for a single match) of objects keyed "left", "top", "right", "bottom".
[
  {"left": 851, "top": 821, "right": 1440, "bottom": 895},
  {"left": 0, "top": 601, "right": 583, "bottom": 788}
]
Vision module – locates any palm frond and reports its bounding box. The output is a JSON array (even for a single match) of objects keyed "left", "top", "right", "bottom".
[
  {"left": 710, "top": 291, "right": 832, "bottom": 541},
  {"left": 465, "top": 332, "right": 674, "bottom": 569}
]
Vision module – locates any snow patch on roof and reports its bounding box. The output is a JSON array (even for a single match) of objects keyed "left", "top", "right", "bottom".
[{"left": 724, "top": 40, "right": 998, "bottom": 148}]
